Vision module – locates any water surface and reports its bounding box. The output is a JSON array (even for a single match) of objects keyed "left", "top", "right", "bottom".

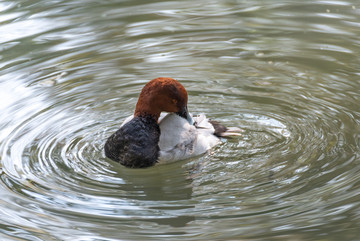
[{"left": 1, "top": 0, "right": 360, "bottom": 240}]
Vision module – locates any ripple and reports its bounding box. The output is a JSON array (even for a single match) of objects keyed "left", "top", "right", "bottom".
[{"left": 1, "top": 0, "right": 360, "bottom": 240}]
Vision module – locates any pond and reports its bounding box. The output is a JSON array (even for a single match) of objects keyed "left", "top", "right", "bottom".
[{"left": 1, "top": 0, "right": 360, "bottom": 240}]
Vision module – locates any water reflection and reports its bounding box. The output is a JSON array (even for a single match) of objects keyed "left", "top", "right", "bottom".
[{"left": 0, "top": 0, "right": 360, "bottom": 240}]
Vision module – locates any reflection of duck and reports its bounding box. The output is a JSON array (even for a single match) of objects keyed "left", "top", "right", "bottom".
[{"left": 105, "top": 77, "right": 242, "bottom": 168}]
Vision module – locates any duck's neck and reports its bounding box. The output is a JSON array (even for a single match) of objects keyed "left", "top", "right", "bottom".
[
  {"left": 134, "top": 97, "right": 161, "bottom": 121},
  {"left": 134, "top": 112, "right": 159, "bottom": 123}
]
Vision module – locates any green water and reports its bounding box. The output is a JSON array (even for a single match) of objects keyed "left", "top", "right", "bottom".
[{"left": 0, "top": 0, "right": 360, "bottom": 240}]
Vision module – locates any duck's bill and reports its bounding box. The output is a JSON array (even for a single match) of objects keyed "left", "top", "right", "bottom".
[{"left": 176, "top": 106, "right": 194, "bottom": 125}]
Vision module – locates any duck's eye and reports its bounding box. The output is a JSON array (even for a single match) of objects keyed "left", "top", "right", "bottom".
[{"left": 172, "top": 99, "right": 177, "bottom": 105}]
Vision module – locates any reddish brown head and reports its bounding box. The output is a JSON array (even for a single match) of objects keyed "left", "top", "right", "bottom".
[{"left": 134, "top": 77, "right": 190, "bottom": 121}]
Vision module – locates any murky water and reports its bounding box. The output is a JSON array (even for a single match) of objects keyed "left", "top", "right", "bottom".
[{"left": 1, "top": 0, "right": 360, "bottom": 240}]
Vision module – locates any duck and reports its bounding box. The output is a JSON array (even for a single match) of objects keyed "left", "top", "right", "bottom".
[{"left": 104, "top": 77, "right": 242, "bottom": 168}]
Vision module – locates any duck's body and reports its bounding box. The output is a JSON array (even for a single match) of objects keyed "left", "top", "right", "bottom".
[{"left": 104, "top": 77, "right": 242, "bottom": 168}]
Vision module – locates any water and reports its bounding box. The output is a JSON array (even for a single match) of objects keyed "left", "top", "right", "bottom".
[{"left": 1, "top": 0, "right": 360, "bottom": 240}]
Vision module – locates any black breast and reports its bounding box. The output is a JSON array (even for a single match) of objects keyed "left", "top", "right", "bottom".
[{"left": 104, "top": 116, "right": 160, "bottom": 168}]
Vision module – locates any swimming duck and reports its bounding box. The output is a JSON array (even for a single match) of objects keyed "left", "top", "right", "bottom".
[{"left": 104, "top": 77, "right": 242, "bottom": 168}]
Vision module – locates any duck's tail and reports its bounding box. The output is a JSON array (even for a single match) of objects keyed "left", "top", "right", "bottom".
[{"left": 208, "top": 120, "right": 243, "bottom": 137}]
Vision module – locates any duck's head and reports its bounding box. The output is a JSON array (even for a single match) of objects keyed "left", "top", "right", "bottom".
[{"left": 134, "top": 77, "right": 193, "bottom": 124}]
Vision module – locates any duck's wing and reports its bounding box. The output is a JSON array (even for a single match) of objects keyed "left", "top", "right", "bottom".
[
  {"left": 193, "top": 113, "right": 215, "bottom": 130},
  {"left": 158, "top": 113, "right": 224, "bottom": 163},
  {"left": 158, "top": 114, "right": 197, "bottom": 163}
]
